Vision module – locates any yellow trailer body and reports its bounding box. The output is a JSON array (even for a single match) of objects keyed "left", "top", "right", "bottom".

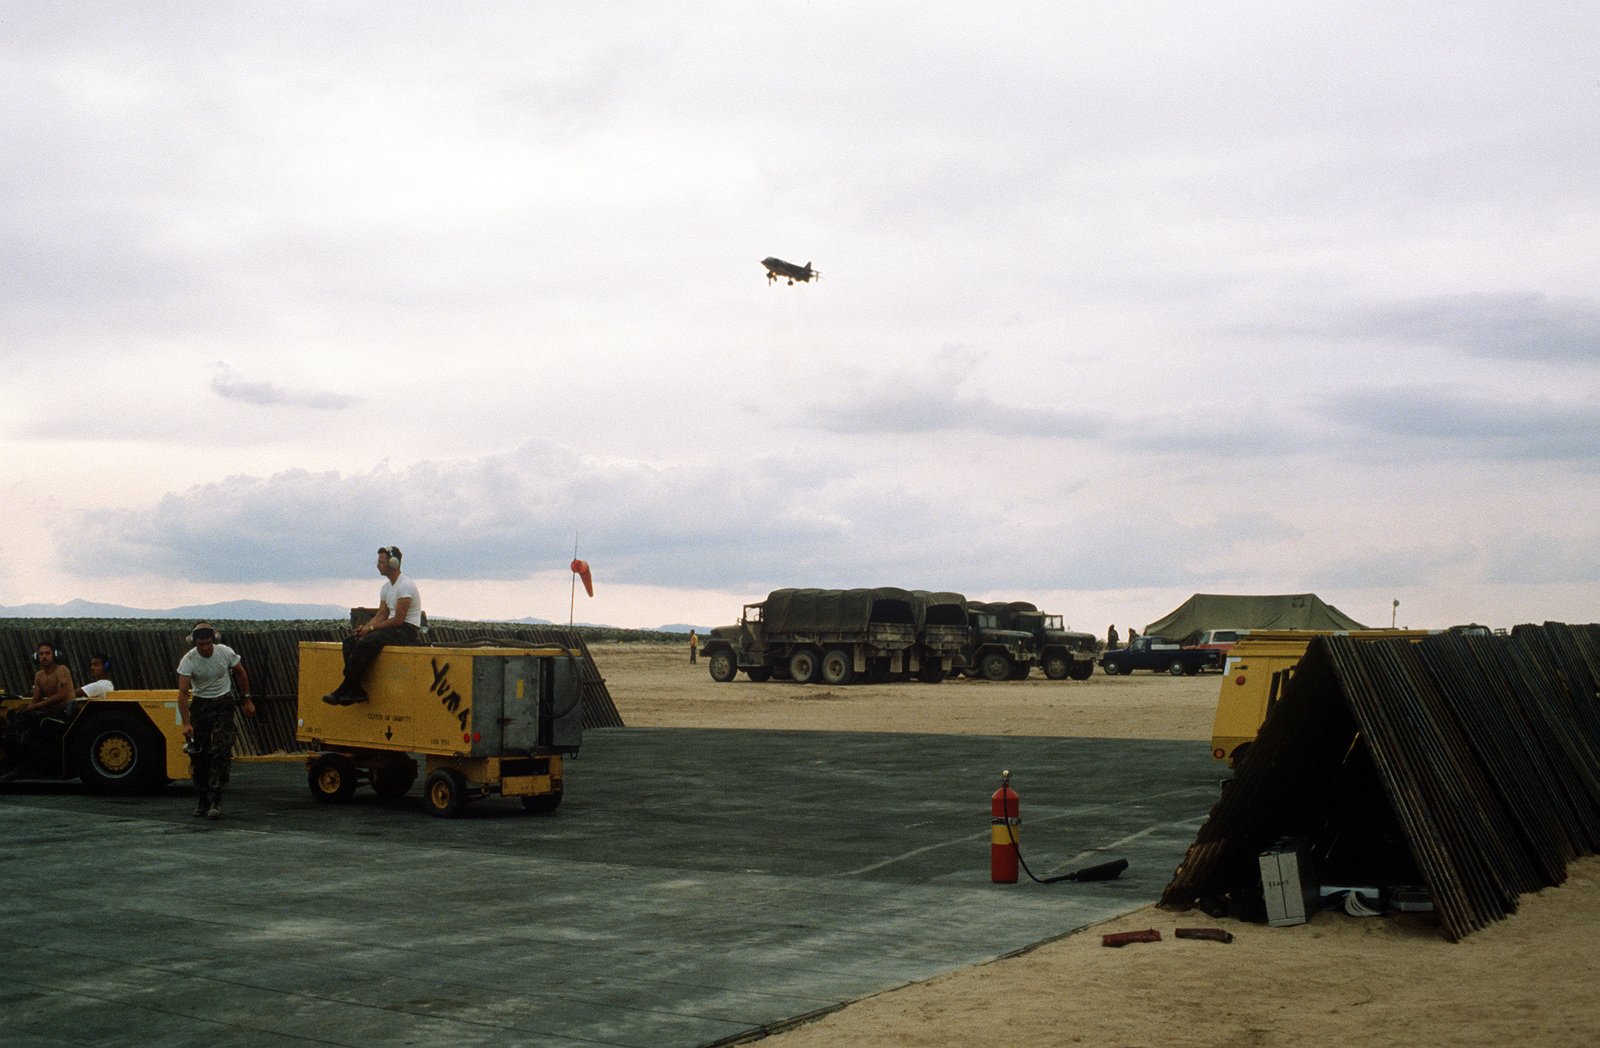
[
  {"left": 295, "top": 642, "right": 584, "bottom": 816},
  {"left": 1211, "top": 630, "right": 1431, "bottom": 767}
]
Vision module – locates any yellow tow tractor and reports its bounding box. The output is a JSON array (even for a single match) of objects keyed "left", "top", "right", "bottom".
[
  {"left": 295, "top": 641, "right": 585, "bottom": 817},
  {"left": 1210, "top": 629, "right": 1432, "bottom": 768},
  {"left": 0, "top": 688, "right": 190, "bottom": 793}
]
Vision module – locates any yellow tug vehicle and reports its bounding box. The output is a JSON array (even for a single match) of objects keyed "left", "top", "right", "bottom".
[
  {"left": 0, "top": 688, "right": 188, "bottom": 793},
  {"left": 295, "top": 641, "right": 585, "bottom": 818}
]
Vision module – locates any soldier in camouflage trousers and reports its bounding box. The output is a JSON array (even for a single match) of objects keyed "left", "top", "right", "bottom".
[{"left": 177, "top": 623, "right": 255, "bottom": 819}]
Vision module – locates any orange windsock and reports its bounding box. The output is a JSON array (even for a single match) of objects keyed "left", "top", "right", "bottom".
[{"left": 570, "top": 558, "right": 594, "bottom": 597}]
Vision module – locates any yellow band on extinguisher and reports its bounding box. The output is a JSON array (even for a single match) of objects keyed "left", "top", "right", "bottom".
[{"left": 991, "top": 824, "right": 1020, "bottom": 846}]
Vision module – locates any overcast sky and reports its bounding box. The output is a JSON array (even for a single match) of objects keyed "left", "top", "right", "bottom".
[{"left": 3, "top": 3, "right": 1597, "bottom": 632}]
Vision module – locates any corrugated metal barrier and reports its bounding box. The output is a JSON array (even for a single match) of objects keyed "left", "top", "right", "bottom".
[{"left": 1161, "top": 622, "right": 1600, "bottom": 940}]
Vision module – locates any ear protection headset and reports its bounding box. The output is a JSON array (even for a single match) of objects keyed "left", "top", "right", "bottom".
[
  {"left": 186, "top": 624, "right": 222, "bottom": 644},
  {"left": 32, "top": 643, "right": 62, "bottom": 663},
  {"left": 92, "top": 653, "right": 112, "bottom": 671},
  {"left": 381, "top": 545, "right": 403, "bottom": 567}
]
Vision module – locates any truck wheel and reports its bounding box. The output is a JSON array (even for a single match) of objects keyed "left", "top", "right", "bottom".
[
  {"left": 1069, "top": 660, "right": 1094, "bottom": 681},
  {"left": 789, "top": 649, "right": 822, "bottom": 684},
  {"left": 370, "top": 757, "right": 418, "bottom": 799},
  {"left": 745, "top": 667, "right": 773, "bottom": 682},
  {"left": 1168, "top": 660, "right": 1186, "bottom": 676},
  {"left": 980, "top": 653, "right": 1012, "bottom": 682},
  {"left": 71, "top": 709, "right": 165, "bottom": 794},
  {"left": 708, "top": 650, "right": 737, "bottom": 683},
  {"left": 308, "top": 753, "right": 359, "bottom": 804},
  {"left": 1043, "top": 654, "right": 1070, "bottom": 680},
  {"left": 915, "top": 664, "right": 947, "bottom": 683},
  {"left": 521, "top": 789, "right": 563, "bottom": 814},
  {"left": 424, "top": 768, "right": 469, "bottom": 818},
  {"left": 1009, "top": 661, "right": 1031, "bottom": 680},
  {"left": 821, "top": 648, "right": 855, "bottom": 685},
  {"left": 1101, "top": 659, "right": 1121, "bottom": 676}
]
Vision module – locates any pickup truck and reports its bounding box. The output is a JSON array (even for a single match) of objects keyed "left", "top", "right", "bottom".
[{"left": 1099, "top": 636, "right": 1218, "bottom": 676}]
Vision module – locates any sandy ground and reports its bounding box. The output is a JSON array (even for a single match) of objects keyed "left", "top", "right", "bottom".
[{"left": 594, "top": 642, "right": 1600, "bottom": 1047}]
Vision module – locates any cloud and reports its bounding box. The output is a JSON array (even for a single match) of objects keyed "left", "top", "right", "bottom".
[
  {"left": 1246, "top": 293, "right": 1600, "bottom": 363},
  {"left": 1320, "top": 385, "right": 1600, "bottom": 464},
  {"left": 210, "top": 363, "right": 360, "bottom": 410}
]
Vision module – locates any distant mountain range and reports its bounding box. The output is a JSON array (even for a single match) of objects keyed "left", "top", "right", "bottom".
[{"left": 0, "top": 598, "right": 700, "bottom": 633}]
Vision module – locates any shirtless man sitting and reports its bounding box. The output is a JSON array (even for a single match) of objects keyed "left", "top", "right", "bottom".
[{"left": 0, "top": 642, "right": 76, "bottom": 779}]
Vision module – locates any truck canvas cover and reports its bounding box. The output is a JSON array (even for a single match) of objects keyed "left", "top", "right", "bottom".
[
  {"left": 760, "top": 588, "right": 917, "bottom": 633},
  {"left": 913, "top": 591, "right": 969, "bottom": 628},
  {"left": 1143, "top": 593, "right": 1367, "bottom": 646}
]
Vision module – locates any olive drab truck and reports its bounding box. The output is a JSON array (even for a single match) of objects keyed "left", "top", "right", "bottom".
[
  {"left": 972, "top": 600, "right": 1097, "bottom": 681},
  {"left": 909, "top": 591, "right": 969, "bottom": 683},
  {"left": 296, "top": 641, "right": 584, "bottom": 817},
  {"left": 954, "top": 604, "right": 1037, "bottom": 681},
  {"left": 702, "top": 587, "right": 920, "bottom": 685}
]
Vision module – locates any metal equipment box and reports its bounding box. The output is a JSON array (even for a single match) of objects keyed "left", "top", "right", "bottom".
[
  {"left": 295, "top": 642, "right": 584, "bottom": 816},
  {"left": 1259, "top": 839, "right": 1317, "bottom": 927}
]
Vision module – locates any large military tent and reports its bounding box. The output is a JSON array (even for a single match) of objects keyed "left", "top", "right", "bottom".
[{"left": 1143, "top": 593, "right": 1367, "bottom": 645}]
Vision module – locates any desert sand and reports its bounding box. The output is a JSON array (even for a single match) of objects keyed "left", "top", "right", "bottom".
[{"left": 597, "top": 642, "right": 1600, "bottom": 1047}]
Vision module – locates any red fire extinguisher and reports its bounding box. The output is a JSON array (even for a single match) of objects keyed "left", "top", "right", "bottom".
[{"left": 991, "top": 769, "right": 1019, "bottom": 883}]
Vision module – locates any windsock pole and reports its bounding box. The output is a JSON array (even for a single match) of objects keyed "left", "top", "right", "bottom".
[{"left": 569, "top": 534, "right": 578, "bottom": 626}]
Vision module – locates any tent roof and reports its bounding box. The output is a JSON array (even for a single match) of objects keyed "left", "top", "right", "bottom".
[{"left": 1143, "top": 593, "right": 1367, "bottom": 645}]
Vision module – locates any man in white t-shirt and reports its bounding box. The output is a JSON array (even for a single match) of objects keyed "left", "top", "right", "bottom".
[
  {"left": 177, "top": 623, "right": 255, "bottom": 819},
  {"left": 324, "top": 545, "right": 424, "bottom": 705},
  {"left": 76, "top": 654, "right": 115, "bottom": 700}
]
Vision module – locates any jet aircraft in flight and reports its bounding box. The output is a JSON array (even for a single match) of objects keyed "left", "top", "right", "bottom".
[{"left": 761, "top": 257, "right": 820, "bottom": 285}]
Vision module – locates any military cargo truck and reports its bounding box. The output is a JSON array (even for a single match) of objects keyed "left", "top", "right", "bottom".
[
  {"left": 910, "top": 591, "right": 968, "bottom": 683},
  {"left": 702, "top": 588, "right": 920, "bottom": 685},
  {"left": 974, "top": 601, "right": 1097, "bottom": 680},
  {"left": 954, "top": 604, "right": 1038, "bottom": 681}
]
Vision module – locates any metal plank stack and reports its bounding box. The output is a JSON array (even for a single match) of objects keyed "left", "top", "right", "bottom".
[{"left": 1162, "top": 622, "right": 1600, "bottom": 940}]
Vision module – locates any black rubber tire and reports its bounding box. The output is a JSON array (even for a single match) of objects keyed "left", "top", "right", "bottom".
[
  {"left": 307, "top": 753, "right": 359, "bottom": 804},
  {"left": 745, "top": 667, "right": 773, "bottom": 683},
  {"left": 915, "top": 664, "right": 948, "bottom": 684},
  {"left": 521, "top": 790, "right": 563, "bottom": 814},
  {"left": 820, "top": 648, "right": 854, "bottom": 686},
  {"left": 1043, "top": 654, "right": 1070, "bottom": 680},
  {"left": 1008, "top": 661, "right": 1031, "bottom": 681},
  {"left": 71, "top": 709, "right": 165, "bottom": 794},
  {"left": 1069, "top": 660, "right": 1094, "bottom": 681},
  {"left": 980, "top": 653, "right": 1011, "bottom": 682},
  {"left": 1101, "top": 659, "right": 1121, "bottom": 676},
  {"left": 424, "top": 768, "right": 468, "bottom": 818},
  {"left": 789, "top": 649, "right": 822, "bottom": 684},
  {"left": 1168, "top": 660, "right": 1186, "bottom": 676},
  {"left": 708, "top": 650, "right": 737, "bottom": 683},
  {"left": 370, "top": 758, "right": 418, "bottom": 799}
]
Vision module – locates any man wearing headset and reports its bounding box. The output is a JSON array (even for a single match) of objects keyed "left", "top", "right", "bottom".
[
  {"left": 323, "top": 545, "right": 423, "bottom": 705},
  {"left": 76, "top": 654, "right": 115, "bottom": 699},
  {"left": 0, "top": 641, "right": 76, "bottom": 779},
  {"left": 178, "top": 623, "right": 255, "bottom": 819}
]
